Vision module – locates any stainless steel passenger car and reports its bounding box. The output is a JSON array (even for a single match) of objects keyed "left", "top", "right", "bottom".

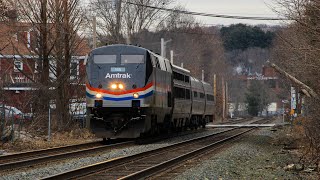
[{"left": 85, "top": 44, "right": 214, "bottom": 139}]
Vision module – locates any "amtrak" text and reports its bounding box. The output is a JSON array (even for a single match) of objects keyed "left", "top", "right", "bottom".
[{"left": 105, "top": 73, "right": 132, "bottom": 79}]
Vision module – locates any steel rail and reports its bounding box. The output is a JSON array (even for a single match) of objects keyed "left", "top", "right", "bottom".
[
  {"left": 121, "top": 128, "right": 257, "bottom": 179},
  {"left": 0, "top": 141, "right": 101, "bottom": 164},
  {"left": 0, "top": 140, "right": 135, "bottom": 171}
]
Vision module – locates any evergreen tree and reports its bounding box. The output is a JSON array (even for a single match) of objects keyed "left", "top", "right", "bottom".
[
  {"left": 245, "top": 80, "right": 270, "bottom": 116},
  {"left": 220, "top": 24, "right": 275, "bottom": 51}
]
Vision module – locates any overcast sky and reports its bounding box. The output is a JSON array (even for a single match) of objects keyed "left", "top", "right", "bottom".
[{"left": 175, "top": 0, "right": 283, "bottom": 26}]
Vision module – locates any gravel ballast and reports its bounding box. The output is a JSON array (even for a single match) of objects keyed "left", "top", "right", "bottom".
[
  {"left": 0, "top": 128, "right": 228, "bottom": 180},
  {"left": 174, "top": 120, "right": 318, "bottom": 179},
  {"left": 2, "top": 118, "right": 317, "bottom": 179}
]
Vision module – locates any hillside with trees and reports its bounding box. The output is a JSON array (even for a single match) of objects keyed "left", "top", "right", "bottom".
[
  {"left": 271, "top": 0, "right": 320, "bottom": 166},
  {"left": 219, "top": 24, "right": 279, "bottom": 117},
  {"left": 221, "top": 24, "right": 274, "bottom": 51},
  {"left": 220, "top": 24, "right": 276, "bottom": 74}
]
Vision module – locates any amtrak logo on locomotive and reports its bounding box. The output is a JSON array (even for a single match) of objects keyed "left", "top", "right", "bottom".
[{"left": 105, "top": 73, "right": 132, "bottom": 79}]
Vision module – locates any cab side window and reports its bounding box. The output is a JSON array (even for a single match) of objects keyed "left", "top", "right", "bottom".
[{"left": 151, "top": 56, "right": 161, "bottom": 69}]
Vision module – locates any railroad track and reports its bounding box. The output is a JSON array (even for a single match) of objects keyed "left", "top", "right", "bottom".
[
  {"left": 0, "top": 124, "right": 213, "bottom": 173},
  {"left": 150, "top": 119, "right": 271, "bottom": 179},
  {"left": 0, "top": 139, "right": 135, "bottom": 172},
  {"left": 43, "top": 118, "right": 269, "bottom": 180}
]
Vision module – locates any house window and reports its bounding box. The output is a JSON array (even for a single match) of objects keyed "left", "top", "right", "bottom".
[
  {"left": 34, "top": 61, "right": 38, "bottom": 73},
  {"left": 14, "top": 60, "right": 23, "bottom": 72},
  {"left": 267, "top": 79, "right": 276, "bottom": 88},
  {"left": 13, "top": 33, "right": 18, "bottom": 41}
]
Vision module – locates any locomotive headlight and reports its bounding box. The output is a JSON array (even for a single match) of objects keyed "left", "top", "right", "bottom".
[
  {"left": 111, "top": 84, "right": 117, "bottom": 89},
  {"left": 118, "top": 84, "right": 124, "bottom": 90},
  {"left": 96, "top": 93, "right": 102, "bottom": 99},
  {"left": 133, "top": 93, "right": 139, "bottom": 99}
]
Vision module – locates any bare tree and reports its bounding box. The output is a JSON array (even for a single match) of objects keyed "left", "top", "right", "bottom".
[
  {"left": 2, "top": 0, "right": 89, "bottom": 133},
  {"left": 272, "top": 0, "right": 320, "bottom": 167},
  {"left": 158, "top": 5, "right": 198, "bottom": 31},
  {"left": 51, "top": 0, "right": 87, "bottom": 129},
  {"left": 90, "top": 0, "right": 174, "bottom": 44},
  {"left": 0, "top": 0, "right": 17, "bottom": 21}
]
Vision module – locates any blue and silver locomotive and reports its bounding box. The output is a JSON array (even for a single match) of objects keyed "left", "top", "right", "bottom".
[{"left": 85, "top": 44, "right": 214, "bottom": 139}]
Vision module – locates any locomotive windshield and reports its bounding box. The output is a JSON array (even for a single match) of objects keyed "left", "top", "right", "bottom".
[
  {"left": 94, "top": 55, "right": 116, "bottom": 64},
  {"left": 121, "top": 55, "right": 144, "bottom": 64},
  {"left": 87, "top": 45, "right": 151, "bottom": 90}
]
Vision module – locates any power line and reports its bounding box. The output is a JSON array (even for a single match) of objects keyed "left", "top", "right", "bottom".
[
  {"left": 125, "top": 1, "right": 288, "bottom": 21},
  {"left": 169, "top": 30, "right": 218, "bottom": 36}
]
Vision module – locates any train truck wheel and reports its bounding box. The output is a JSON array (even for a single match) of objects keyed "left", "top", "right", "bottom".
[
  {"left": 103, "top": 138, "right": 111, "bottom": 144},
  {"left": 202, "top": 117, "right": 208, "bottom": 128},
  {"left": 194, "top": 117, "right": 199, "bottom": 129},
  {"left": 163, "top": 115, "right": 171, "bottom": 134},
  {"left": 189, "top": 117, "right": 194, "bottom": 130},
  {"left": 202, "top": 120, "right": 206, "bottom": 128},
  {"left": 150, "top": 115, "right": 157, "bottom": 135}
]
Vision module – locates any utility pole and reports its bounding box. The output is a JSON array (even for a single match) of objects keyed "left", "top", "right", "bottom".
[
  {"left": 281, "top": 100, "right": 288, "bottom": 123},
  {"left": 213, "top": 74, "right": 217, "bottom": 122},
  {"left": 225, "top": 81, "right": 228, "bottom": 119},
  {"left": 161, "top": 38, "right": 172, "bottom": 58},
  {"left": 161, "top": 38, "right": 165, "bottom": 57},
  {"left": 48, "top": 107, "right": 51, "bottom": 142},
  {"left": 213, "top": 74, "right": 217, "bottom": 98},
  {"left": 222, "top": 77, "right": 225, "bottom": 121},
  {"left": 282, "top": 102, "right": 285, "bottom": 123},
  {"left": 93, "top": 16, "right": 97, "bottom": 48},
  {"left": 202, "top": 70, "right": 204, "bottom": 81}
]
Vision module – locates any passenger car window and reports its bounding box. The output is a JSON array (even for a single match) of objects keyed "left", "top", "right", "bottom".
[
  {"left": 173, "top": 72, "right": 185, "bottom": 81},
  {"left": 207, "top": 94, "right": 214, "bottom": 101},
  {"left": 174, "top": 87, "right": 185, "bottom": 99},
  {"left": 185, "top": 76, "right": 190, "bottom": 83},
  {"left": 121, "top": 55, "right": 144, "bottom": 64},
  {"left": 94, "top": 55, "right": 116, "bottom": 64},
  {"left": 186, "top": 89, "right": 191, "bottom": 99}
]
